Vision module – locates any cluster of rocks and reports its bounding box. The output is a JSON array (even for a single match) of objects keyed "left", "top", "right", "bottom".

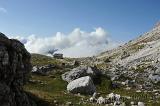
[
  {"left": 88, "top": 92, "right": 145, "bottom": 106},
  {"left": 130, "top": 101, "right": 145, "bottom": 106},
  {"left": 99, "top": 63, "right": 160, "bottom": 102},
  {"left": 32, "top": 64, "right": 55, "bottom": 75},
  {"left": 106, "top": 63, "right": 160, "bottom": 87},
  {"left": 0, "top": 33, "right": 34, "bottom": 106},
  {"left": 62, "top": 65, "right": 101, "bottom": 95},
  {"left": 89, "top": 93, "right": 121, "bottom": 105}
]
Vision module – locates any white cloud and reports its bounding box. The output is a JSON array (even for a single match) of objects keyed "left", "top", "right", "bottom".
[
  {"left": 0, "top": 7, "right": 7, "bottom": 13},
  {"left": 11, "top": 28, "right": 121, "bottom": 57}
]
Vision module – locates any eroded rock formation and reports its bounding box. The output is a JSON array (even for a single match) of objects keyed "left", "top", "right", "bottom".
[{"left": 0, "top": 33, "right": 34, "bottom": 106}]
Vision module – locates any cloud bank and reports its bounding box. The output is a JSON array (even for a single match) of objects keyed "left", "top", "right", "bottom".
[
  {"left": 0, "top": 7, "right": 7, "bottom": 13},
  {"left": 13, "top": 28, "right": 120, "bottom": 57}
]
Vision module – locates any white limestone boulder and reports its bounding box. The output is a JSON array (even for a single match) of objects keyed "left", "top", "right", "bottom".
[
  {"left": 138, "top": 102, "right": 145, "bottom": 106},
  {"left": 67, "top": 76, "right": 96, "bottom": 95}
]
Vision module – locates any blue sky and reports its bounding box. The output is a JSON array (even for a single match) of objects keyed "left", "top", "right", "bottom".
[{"left": 0, "top": 0, "right": 160, "bottom": 41}]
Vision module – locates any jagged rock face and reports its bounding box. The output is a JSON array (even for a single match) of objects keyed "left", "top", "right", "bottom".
[
  {"left": 67, "top": 76, "right": 96, "bottom": 95},
  {"left": 0, "top": 33, "right": 33, "bottom": 106}
]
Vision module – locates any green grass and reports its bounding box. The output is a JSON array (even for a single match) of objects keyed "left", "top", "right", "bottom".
[
  {"left": 31, "top": 53, "right": 62, "bottom": 66},
  {"left": 24, "top": 72, "right": 80, "bottom": 105}
]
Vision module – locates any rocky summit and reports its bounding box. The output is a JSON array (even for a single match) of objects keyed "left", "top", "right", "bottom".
[{"left": 0, "top": 33, "right": 33, "bottom": 106}]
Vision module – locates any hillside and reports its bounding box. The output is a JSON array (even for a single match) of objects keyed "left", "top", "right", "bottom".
[
  {"left": 97, "top": 22, "right": 160, "bottom": 67},
  {"left": 23, "top": 23, "right": 160, "bottom": 106}
]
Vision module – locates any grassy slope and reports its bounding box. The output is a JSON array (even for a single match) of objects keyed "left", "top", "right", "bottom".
[
  {"left": 31, "top": 53, "right": 61, "bottom": 66},
  {"left": 24, "top": 54, "right": 160, "bottom": 106}
]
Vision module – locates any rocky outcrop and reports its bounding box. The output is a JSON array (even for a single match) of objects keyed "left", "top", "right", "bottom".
[
  {"left": 0, "top": 33, "right": 34, "bottom": 106},
  {"left": 62, "top": 65, "right": 101, "bottom": 82},
  {"left": 32, "top": 64, "right": 55, "bottom": 75},
  {"left": 67, "top": 76, "right": 96, "bottom": 95}
]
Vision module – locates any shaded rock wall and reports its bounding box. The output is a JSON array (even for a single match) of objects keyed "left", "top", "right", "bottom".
[{"left": 0, "top": 33, "right": 34, "bottom": 106}]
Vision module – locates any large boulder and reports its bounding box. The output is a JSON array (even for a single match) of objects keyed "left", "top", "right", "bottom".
[
  {"left": 62, "top": 65, "right": 101, "bottom": 82},
  {"left": 32, "top": 64, "right": 55, "bottom": 75},
  {"left": 67, "top": 76, "right": 96, "bottom": 95},
  {"left": 0, "top": 33, "right": 34, "bottom": 106}
]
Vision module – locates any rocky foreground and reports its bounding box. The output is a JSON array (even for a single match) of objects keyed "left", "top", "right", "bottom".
[{"left": 0, "top": 33, "right": 34, "bottom": 106}]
